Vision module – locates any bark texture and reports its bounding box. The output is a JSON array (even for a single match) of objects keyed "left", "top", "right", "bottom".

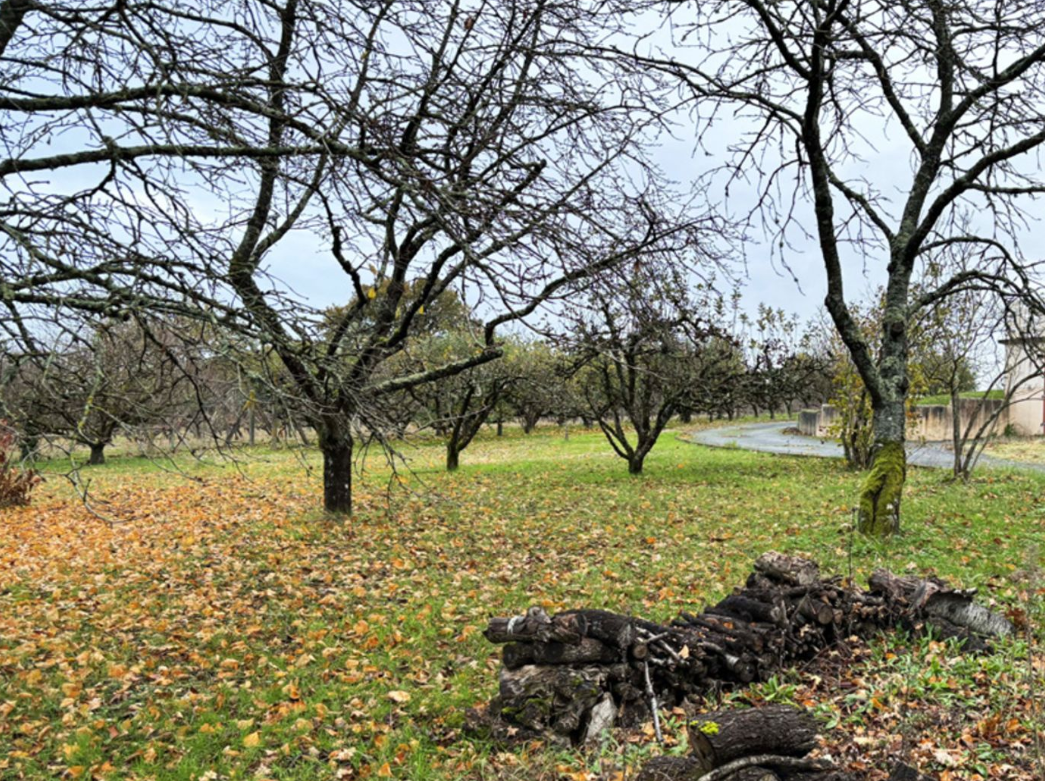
[
  {"left": 858, "top": 440, "right": 905, "bottom": 536},
  {"left": 320, "top": 432, "right": 353, "bottom": 514}
]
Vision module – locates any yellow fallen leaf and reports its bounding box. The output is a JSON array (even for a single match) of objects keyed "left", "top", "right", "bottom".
[
  {"left": 243, "top": 731, "right": 261, "bottom": 748},
  {"left": 387, "top": 690, "right": 411, "bottom": 703}
]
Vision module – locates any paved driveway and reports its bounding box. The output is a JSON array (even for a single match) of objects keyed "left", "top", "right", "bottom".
[{"left": 685, "top": 421, "right": 1045, "bottom": 472}]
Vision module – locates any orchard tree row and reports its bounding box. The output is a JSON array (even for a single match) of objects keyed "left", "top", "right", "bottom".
[
  {"left": 1, "top": 281, "right": 834, "bottom": 475},
  {"left": 5, "top": 1, "right": 1045, "bottom": 532}
]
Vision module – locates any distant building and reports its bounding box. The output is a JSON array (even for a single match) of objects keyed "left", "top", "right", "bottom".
[{"left": 1000, "top": 308, "right": 1045, "bottom": 435}]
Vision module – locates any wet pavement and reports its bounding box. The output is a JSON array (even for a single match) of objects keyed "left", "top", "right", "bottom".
[{"left": 684, "top": 421, "right": 1045, "bottom": 473}]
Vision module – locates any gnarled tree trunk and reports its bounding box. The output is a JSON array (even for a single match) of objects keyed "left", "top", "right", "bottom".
[{"left": 88, "top": 442, "right": 107, "bottom": 466}]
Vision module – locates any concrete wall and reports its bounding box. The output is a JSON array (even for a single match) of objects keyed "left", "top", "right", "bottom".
[
  {"left": 1007, "top": 395, "right": 1045, "bottom": 436},
  {"left": 817, "top": 404, "right": 839, "bottom": 437},
  {"left": 804, "top": 398, "right": 1006, "bottom": 442},
  {"left": 798, "top": 409, "right": 819, "bottom": 436},
  {"left": 1001, "top": 335, "right": 1045, "bottom": 436}
]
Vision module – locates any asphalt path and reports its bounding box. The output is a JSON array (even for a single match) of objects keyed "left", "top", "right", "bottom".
[{"left": 685, "top": 421, "right": 1045, "bottom": 472}]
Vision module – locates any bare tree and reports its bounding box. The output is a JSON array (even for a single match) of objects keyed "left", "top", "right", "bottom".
[
  {"left": 566, "top": 266, "right": 728, "bottom": 474},
  {"left": 407, "top": 331, "right": 522, "bottom": 471},
  {"left": 0, "top": 1, "right": 700, "bottom": 513},
  {"left": 611, "top": 0, "right": 1045, "bottom": 534},
  {"left": 2, "top": 317, "right": 199, "bottom": 464}
]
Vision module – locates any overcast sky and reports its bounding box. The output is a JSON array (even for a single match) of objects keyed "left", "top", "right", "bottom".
[{"left": 29, "top": 2, "right": 1044, "bottom": 337}]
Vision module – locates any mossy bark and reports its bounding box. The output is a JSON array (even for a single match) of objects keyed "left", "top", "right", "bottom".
[
  {"left": 856, "top": 285, "right": 911, "bottom": 537},
  {"left": 858, "top": 440, "right": 905, "bottom": 536}
]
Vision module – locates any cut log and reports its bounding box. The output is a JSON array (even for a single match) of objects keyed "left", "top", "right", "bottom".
[
  {"left": 922, "top": 593, "right": 1014, "bottom": 638},
  {"left": 868, "top": 570, "right": 1014, "bottom": 639},
  {"left": 753, "top": 552, "right": 820, "bottom": 587},
  {"left": 687, "top": 705, "right": 820, "bottom": 774},
  {"left": 710, "top": 594, "right": 787, "bottom": 626},
  {"left": 582, "top": 692, "right": 617, "bottom": 743},
  {"left": 484, "top": 607, "right": 585, "bottom": 644},
  {"left": 557, "top": 608, "right": 645, "bottom": 650},
  {"left": 501, "top": 643, "right": 534, "bottom": 670},
  {"left": 494, "top": 663, "right": 631, "bottom": 738},
  {"left": 503, "top": 637, "right": 620, "bottom": 669}
]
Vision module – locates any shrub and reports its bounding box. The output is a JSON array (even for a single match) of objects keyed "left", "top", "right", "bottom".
[{"left": 0, "top": 423, "right": 42, "bottom": 508}]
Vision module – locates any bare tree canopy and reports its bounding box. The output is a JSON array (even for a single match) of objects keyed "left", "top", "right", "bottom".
[
  {"left": 563, "top": 262, "right": 730, "bottom": 475},
  {"left": 0, "top": 0, "right": 720, "bottom": 512},
  {"left": 606, "top": 0, "right": 1045, "bottom": 534}
]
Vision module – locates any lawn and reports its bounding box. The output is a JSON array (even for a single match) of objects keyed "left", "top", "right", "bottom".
[
  {"left": 1, "top": 426, "right": 1043, "bottom": 780},
  {"left": 916, "top": 390, "right": 1007, "bottom": 407},
  {"left": 987, "top": 437, "right": 1045, "bottom": 465}
]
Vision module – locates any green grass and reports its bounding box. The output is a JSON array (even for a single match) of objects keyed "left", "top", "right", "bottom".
[
  {"left": 2, "top": 424, "right": 1044, "bottom": 780},
  {"left": 916, "top": 389, "right": 1006, "bottom": 406}
]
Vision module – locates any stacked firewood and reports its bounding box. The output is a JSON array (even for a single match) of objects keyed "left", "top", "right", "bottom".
[
  {"left": 480, "top": 552, "right": 1013, "bottom": 746},
  {"left": 634, "top": 704, "right": 848, "bottom": 781},
  {"left": 632, "top": 704, "right": 931, "bottom": 781}
]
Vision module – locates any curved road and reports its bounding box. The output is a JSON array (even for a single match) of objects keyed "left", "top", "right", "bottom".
[{"left": 686, "top": 421, "right": 1045, "bottom": 472}]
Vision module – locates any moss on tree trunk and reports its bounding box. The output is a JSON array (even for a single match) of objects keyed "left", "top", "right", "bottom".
[{"left": 857, "top": 440, "right": 905, "bottom": 536}]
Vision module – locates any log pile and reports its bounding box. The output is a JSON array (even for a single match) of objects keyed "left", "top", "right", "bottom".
[
  {"left": 480, "top": 552, "right": 1014, "bottom": 746},
  {"left": 630, "top": 704, "right": 932, "bottom": 781},
  {"left": 633, "top": 704, "right": 848, "bottom": 781}
]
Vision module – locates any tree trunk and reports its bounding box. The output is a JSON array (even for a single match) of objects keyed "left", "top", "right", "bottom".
[
  {"left": 249, "top": 406, "right": 256, "bottom": 446},
  {"left": 321, "top": 432, "right": 353, "bottom": 514},
  {"left": 950, "top": 388, "right": 968, "bottom": 481},
  {"left": 628, "top": 453, "right": 645, "bottom": 474},
  {"left": 497, "top": 418, "right": 504, "bottom": 437},
  {"left": 858, "top": 400, "right": 905, "bottom": 536},
  {"left": 447, "top": 444, "right": 460, "bottom": 471},
  {"left": 88, "top": 442, "right": 106, "bottom": 465},
  {"left": 19, "top": 435, "right": 39, "bottom": 461}
]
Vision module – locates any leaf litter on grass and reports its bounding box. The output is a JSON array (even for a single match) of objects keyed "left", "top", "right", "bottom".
[{"left": 0, "top": 428, "right": 1043, "bottom": 780}]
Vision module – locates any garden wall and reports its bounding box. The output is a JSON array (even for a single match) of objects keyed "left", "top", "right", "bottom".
[{"left": 799, "top": 397, "right": 1006, "bottom": 442}]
